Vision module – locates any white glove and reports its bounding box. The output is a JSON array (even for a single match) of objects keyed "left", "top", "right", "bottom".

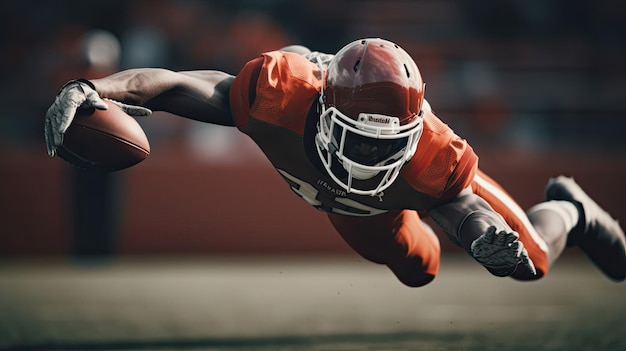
[
  {"left": 470, "top": 226, "right": 537, "bottom": 277},
  {"left": 104, "top": 98, "right": 152, "bottom": 117},
  {"left": 44, "top": 80, "right": 151, "bottom": 157}
]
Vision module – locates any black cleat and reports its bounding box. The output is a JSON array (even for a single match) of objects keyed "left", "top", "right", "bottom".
[{"left": 545, "top": 176, "right": 626, "bottom": 282}]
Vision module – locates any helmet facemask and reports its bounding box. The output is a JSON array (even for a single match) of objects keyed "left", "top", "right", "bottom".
[{"left": 315, "top": 104, "right": 423, "bottom": 196}]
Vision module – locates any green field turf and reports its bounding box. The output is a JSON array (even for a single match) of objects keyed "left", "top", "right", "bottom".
[{"left": 1, "top": 254, "right": 624, "bottom": 350}]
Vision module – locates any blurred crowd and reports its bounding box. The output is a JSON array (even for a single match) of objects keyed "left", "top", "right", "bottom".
[{"left": 1, "top": 0, "right": 625, "bottom": 155}]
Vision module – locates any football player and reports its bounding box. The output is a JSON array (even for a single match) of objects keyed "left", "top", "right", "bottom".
[{"left": 45, "top": 38, "right": 625, "bottom": 286}]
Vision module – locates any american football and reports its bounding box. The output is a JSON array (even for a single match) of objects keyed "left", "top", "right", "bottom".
[{"left": 57, "top": 100, "right": 150, "bottom": 172}]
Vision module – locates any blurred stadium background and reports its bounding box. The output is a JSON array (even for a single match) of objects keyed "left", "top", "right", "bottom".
[
  {"left": 1, "top": 0, "right": 625, "bottom": 258},
  {"left": 1, "top": 1, "right": 626, "bottom": 350}
]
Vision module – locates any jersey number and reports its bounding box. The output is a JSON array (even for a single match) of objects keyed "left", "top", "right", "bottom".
[{"left": 277, "top": 169, "right": 387, "bottom": 217}]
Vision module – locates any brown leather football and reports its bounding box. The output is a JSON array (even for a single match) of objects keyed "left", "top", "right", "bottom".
[{"left": 57, "top": 100, "right": 150, "bottom": 172}]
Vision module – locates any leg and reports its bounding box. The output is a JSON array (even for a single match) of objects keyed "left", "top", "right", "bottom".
[
  {"left": 526, "top": 200, "right": 578, "bottom": 266},
  {"left": 327, "top": 210, "right": 440, "bottom": 287},
  {"left": 545, "top": 176, "right": 626, "bottom": 281}
]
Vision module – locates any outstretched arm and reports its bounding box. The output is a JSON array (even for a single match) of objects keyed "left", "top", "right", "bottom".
[
  {"left": 428, "top": 188, "right": 537, "bottom": 277},
  {"left": 45, "top": 68, "right": 235, "bottom": 156},
  {"left": 92, "top": 68, "right": 235, "bottom": 126}
]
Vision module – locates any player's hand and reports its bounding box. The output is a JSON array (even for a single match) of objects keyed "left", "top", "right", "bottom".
[
  {"left": 470, "top": 226, "right": 537, "bottom": 277},
  {"left": 44, "top": 80, "right": 108, "bottom": 157},
  {"left": 44, "top": 80, "right": 151, "bottom": 158}
]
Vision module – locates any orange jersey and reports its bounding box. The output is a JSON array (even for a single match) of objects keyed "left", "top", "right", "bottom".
[
  {"left": 229, "top": 51, "right": 478, "bottom": 215},
  {"left": 229, "top": 50, "right": 549, "bottom": 276}
]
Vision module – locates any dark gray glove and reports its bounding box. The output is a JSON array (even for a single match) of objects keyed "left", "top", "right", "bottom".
[{"left": 470, "top": 226, "right": 537, "bottom": 277}]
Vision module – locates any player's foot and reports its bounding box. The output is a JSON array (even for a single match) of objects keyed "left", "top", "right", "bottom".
[{"left": 545, "top": 176, "right": 626, "bottom": 281}]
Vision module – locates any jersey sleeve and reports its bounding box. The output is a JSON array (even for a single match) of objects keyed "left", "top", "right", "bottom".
[
  {"left": 229, "top": 51, "right": 321, "bottom": 134},
  {"left": 229, "top": 56, "right": 264, "bottom": 127},
  {"left": 400, "top": 111, "right": 478, "bottom": 205}
]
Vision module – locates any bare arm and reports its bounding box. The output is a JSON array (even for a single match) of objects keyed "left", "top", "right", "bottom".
[{"left": 92, "top": 68, "right": 235, "bottom": 126}]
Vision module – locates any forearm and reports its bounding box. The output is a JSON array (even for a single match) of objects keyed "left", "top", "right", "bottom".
[
  {"left": 91, "top": 68, "right": 235, "bottom": 126},
  {"left": 428, "top": 188, "right": 511, "bottom": 252}
]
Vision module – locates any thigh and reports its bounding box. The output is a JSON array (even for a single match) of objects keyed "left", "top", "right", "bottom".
[{"left": 326, "top": 210, "right": 440, "bottom": 273}]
